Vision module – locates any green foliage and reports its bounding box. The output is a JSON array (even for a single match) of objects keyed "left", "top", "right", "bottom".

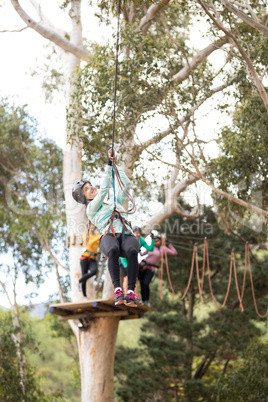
[
  {"left": 211, "top": 341, "right": 268, "bottom": 401},
  {"left": 0, "top": 309, "right": 47, "bottom": 401},
  {"left": 115, "top": 344, "right": 161, "bottom": 401},
  {"left": 67, "top": 0, "right": 268, "bottom": 228},
  {"left": 117, "top": 317, "right": 143, "bottom": 347},
  {"left": 212, "top": 95, "right": 267, "bottom": 204},
  {"left": 0, "top": 308, "right": 79, "bottom": 401},
  {"left": 115, "top": 293, "right": 209, "bottom": 401},
  {"left": 210, "top": 94, "right": 268, "bottom": 242},
  {"left": 69, "top": 0, "right": 219, "bottom": 198},
  {"left": 0, "top": 99, "right": 67, "bottom": 290},
  {"left": 28, "top": 313, "right": 80, "bottom": 401},
  {"left": 99, "top": 0, "right": 156, "bottom": 15},
  {"left": 115, "top": 208, "right": 268, "bottom": 401}
]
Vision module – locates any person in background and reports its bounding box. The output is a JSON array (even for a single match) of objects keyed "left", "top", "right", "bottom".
[
  {"left": 120, "top": 227, "right": 155, "bottom": 294},
  {"left": 139, "top": 234, "right": 177, "bottom": 306},
  {"left": 79, "top": 224, "right": 100, "bottom": 298}
]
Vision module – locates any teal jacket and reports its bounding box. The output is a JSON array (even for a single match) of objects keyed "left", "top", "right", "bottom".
[
  {"left": 120, "top": 236, "right": 155, "bottom": 268},
  {"left": 86, "top": 165, "right": 133, "bottom": 236}
]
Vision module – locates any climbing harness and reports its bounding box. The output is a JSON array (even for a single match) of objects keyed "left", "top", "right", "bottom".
[
  {"left": 85, "top": 250, "right": 97, "bottom": 257},
  {"left": 139, "top": 260, "right": 160, "bottom": 271},
  {"left": 80, "top": 255, "right": 91, "bottom": 261},
  {"left": 102, "top": 209, "right": 132, "bottom": 239}
]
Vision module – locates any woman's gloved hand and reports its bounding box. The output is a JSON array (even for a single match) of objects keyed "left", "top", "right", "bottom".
[{"left": 108, "top": 148, "right": 116, "bottom": 165}]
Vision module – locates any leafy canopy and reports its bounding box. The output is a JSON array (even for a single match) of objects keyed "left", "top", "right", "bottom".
[{"left": 0, "top": 99, "right": 66, "bottom": 289}]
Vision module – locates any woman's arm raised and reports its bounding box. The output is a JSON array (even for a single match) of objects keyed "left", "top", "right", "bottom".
[{"left": 87, "top": 165, "right": 112, "bottom": 218}]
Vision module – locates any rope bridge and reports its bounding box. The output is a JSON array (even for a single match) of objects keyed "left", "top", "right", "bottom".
[{"left": 159, "top": 237, "right": 268, "bottom": 318}]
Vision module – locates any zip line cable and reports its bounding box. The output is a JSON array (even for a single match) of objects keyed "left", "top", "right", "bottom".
[
  {"left": 169, "top": 241, "right": 242, "bottom": 262},
  {"left": 167, "top": 232, "right": 256, "bottom": 245},
  {"left": 169, "top": 239, "right": 266, "bottom": 269}
]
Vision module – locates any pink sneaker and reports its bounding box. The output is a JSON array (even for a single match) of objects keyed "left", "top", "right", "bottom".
[
  {"left": 124, "top": 292, "right": 139, "bottom": 307},
  {"left": 114, "top": 289, "right": 125, "bottom": 306}
]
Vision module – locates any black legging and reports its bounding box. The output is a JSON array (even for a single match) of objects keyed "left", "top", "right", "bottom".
[
  {"left": 100, "top": 233, "right": 139, "bottom": 291},
  {"left": 79, "top": 259, "right": 98, "bottom": 297},
  {"left": 138, "top": 268, "right": 155, "bottom": 302}
]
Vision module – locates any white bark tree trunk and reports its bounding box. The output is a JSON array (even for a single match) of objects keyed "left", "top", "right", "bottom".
[
  {"left": 62, "top": 2, "right": 116, "bottom": 399},
  {"left": 63, "top": 0, "right": 90, "bottom": 304},
  {"left": 143, "top": 175, "right": 200, "bottom": 234},
  {"left": 78, "top": 317, "right": 120, "bottom": 401}
]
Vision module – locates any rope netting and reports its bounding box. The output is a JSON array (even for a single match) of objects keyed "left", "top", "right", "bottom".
[{"left": 159, "top": 238, "right": 268, "bottom": 318}]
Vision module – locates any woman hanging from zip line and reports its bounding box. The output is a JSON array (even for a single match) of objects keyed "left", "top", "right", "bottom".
[
  {"left": 79, "top": 223, "right": 100, "bottom": 298},
  {"left": 139, "top": 234, "right": 177, "bottom": 306},
  {"left": 72, "top": 149, "right": 140, "bottom": 307}
]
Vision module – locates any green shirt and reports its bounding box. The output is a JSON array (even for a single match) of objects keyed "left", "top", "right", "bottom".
[{"left": 120, "top": 236, "right": 155, "bottom": 268}]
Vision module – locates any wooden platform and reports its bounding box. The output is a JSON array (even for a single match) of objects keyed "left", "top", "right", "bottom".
[{"left": 49, "top": 298, "right": 149, "bottom": 321}]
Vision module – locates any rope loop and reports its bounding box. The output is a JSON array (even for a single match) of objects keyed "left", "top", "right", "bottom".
[
  {"left": 247, "top": 243, "right": 268, "bottom": 318},
  {"left": 159, "top": 238, "right": 267, "bottom": 318}
]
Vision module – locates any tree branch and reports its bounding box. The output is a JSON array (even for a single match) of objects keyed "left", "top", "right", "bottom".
[
  {"left": 196, "top": 0, "right": 268, "bottom": 112},
  {"left": 218, "top": 0, "right": 268, "bottom": 35},
  {"left": 135, "top": 138, "right": 200, "bottom": 233},
  {"left": 197, "top": 172, "right": 268, "bottom": 217},
  {"left": 0, "top": 26, "right": 28, "bottom": 33},
  {"left": 10, "top": 0, "right": 90, "bottom": 61},
  {"left": 0, "top": 278, "right": 13, "bottom": 306},
  {"left": 43, "top": 237, "right": 70, "bottom": 274},
  {"left": 143, "top": 146, "right": 268, "bottom": 218},
  {"left": 137, "top": 0, "right": 171, "bottom": 34},
  {"left": 136, "top": 80, "right": 233, "bottom": 153},
  {"left": 0, "top": 162, "right": 60, "bottom": 216},
  {"left": 55, "top": 264, "right": 67, "bottom": 303},
  {"left": 30, "top": 225, "right": 70, "bottom": 273},
  {"left": 142, "top": 173, "right": 200, "bottom": 234},
  {"left": 260, "top": 65, "right": 268, "bottom": 82},
  {"left": 173, "top": 36, "right": 229, "bottom": 81}
]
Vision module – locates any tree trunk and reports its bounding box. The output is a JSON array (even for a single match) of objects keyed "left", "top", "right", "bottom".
[
  {"left": 63, "top": 0, "right": 93, "bottom": 304},
  {"left": 59, "top": 1, "right": 123, "bottom": 398},
  {"left": 11, "top": 303, "right": 26, "bottom": 401},
  {"left": 185, "top": 287, "right": 194, "bottom": 381},
  {"left": 79, "top": 317, "right": 120, "bottom": 401}
]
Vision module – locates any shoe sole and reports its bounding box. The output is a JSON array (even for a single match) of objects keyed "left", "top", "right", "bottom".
[
  {"left": 114, "top": 299, "right": 125, "bottom": 306},
  {"left": 124, "top": 301, "right": 137, "bottom": 307}
]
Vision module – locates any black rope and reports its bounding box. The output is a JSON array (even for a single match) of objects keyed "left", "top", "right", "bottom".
[
  {"left": 110, "top": 0, "right": 136, "bottom": 215},
  {"left": 112, "top": 0, "right": 121, "bottom": 154}
]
